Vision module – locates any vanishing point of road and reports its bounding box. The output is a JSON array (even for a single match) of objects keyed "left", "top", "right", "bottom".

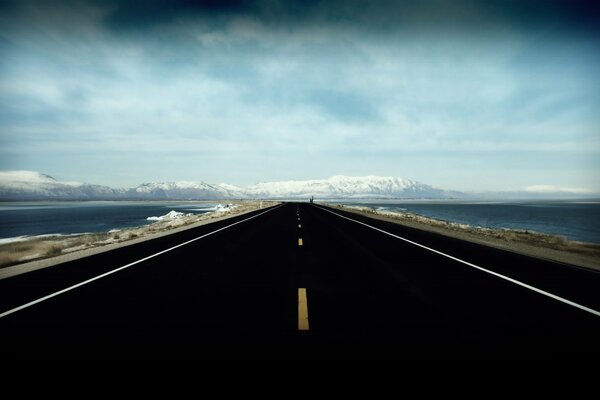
[{"left": 1, "top": 203, "right": 599, "bottom": 359}]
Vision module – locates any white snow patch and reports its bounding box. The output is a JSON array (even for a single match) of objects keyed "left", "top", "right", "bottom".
[
  {"left": 0, "top": 233, "right": 86, "bottom": 245},
  {"left": 0, "top": 236, "right": 30, "bottom": 245},
  {"left": 213, "top": 203, "right": 237, "bottom": 212},
  {"left": 147, "top": 210, "right": 192, "bottom": 221},
  {"left": 182, "top": 203, "right": 237, "bottom": 213}
]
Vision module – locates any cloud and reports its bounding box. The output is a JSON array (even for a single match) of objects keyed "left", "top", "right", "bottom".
[
  {"left": 524, "top": 185, "right": 593, "bottom": 194},
  {"left": 0, "top": 0, "right": 599, "bottom": 188},
  {"left": 306, "top": 89, "right": 379, "bottom": 122},
  {"left": 98, "top": 0, "right": 600, "bottom": 35}
]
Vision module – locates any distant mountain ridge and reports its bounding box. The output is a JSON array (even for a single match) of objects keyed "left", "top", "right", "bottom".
[
  {"left": 0, "top": 171, "right": 459, "bottom": 200},
  {"left": 0, "top": 171, "right": 123, "bottom": 200},
  {"left": 239, "top": 175, "right": 458, "bottom": 199}
]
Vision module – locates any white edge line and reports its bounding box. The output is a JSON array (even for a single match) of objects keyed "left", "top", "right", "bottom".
[
  {"left": 0, "top": 204, "right": 283, "bottom": 319},
  {"left": 316, "top": 205, "right": 600, "bottom": 318}
]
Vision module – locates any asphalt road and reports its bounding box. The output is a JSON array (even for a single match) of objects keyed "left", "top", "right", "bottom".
[{"left": 1, "top": 202, "right": 599, "bottom": 359}]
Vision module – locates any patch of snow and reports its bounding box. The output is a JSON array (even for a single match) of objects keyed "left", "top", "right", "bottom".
[
  {"left": 214, "top": 203, "right": 237, "bottom": 212},
  {"left": 147, "top": 210, "right": 192, "bottom": 221},
  {"left": 0, "top": 233, "right": 87, "bottom": 245},
  {"left": 0, "top": 235, "right": 30, "bottom": 245}
]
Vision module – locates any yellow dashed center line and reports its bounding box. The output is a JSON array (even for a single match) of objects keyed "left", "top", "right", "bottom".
[
  {"left": 298, "top": 288, "right": 309, "bottom": 331},
  {"left": 298, "top": 238, "right": 303, "bottom": 246}
]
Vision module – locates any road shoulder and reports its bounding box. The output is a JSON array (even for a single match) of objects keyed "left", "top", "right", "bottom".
[
  {"left": 321, "top": 203, "right": 600, "bottom": 271},
  {"left": 0, "top": 201, "right": 279, "bottom": 280}
]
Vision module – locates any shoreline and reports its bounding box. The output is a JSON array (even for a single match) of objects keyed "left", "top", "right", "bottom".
[
  {"left": 324, "top": 203, "right": 600, "bottom": 271},
  {"left": 2, "top": 200, "right": 598, "bottom": 279},
  {"left": 0, "top": 201, "right": 279, "bottom": 280}
]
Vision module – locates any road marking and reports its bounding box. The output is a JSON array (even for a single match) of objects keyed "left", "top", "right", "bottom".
[
  {"left": 298, "top": 238, "right": 303, "bottom": 246},
  {"left": 0, "top": 204, "right": 284, "bottom": 320},
  {"left": 316, "top": 205, "right": 600, "bottom": 318},
  {"left": 298, "top": 288, "right": 309, "bottom": 330}
]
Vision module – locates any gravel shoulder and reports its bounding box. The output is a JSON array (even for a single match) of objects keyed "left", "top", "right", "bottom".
[
  {"left": 0, "top": 201, "right": 279, "bottom": 280},
  {"left": 325, "top": 203, "right": 600, "bottom": 271}
]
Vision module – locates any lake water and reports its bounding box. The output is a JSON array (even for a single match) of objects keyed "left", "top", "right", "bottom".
[
  {"left": 0, "top": 201, "right": 223, "bottom": 242},
  {"left": 335, "top": 200, "right": 600, "bottom": 244},
  {"left": 1, "top": 200, "right": 599, "bottom": 245}
]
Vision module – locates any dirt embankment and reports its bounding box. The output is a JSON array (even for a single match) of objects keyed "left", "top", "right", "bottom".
[
  {"left": 327, "top": 204, "right": 600, "bottom": 271},
  {"left": 0, "top": 201, "right": 279, "bottom": 279}
]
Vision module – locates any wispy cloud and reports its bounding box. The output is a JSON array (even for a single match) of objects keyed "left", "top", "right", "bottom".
[
  {"left": 525, "top": 185, "right": 593, "bottom": 194},
  {"left": 0, "top": 1, "right": 598, "bottom": 190}
]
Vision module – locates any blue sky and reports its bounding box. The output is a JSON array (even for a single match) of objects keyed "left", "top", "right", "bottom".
[{"left": 0, "top": 0, "right": 599, "bottom": 192}]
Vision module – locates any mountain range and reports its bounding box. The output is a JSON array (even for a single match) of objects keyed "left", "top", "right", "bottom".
[
  {"left": 0, "top": 171, "right": 460, "bottom": 200},
  {"left": 1, "top": 171, "right": 595, "bottom": 201}
]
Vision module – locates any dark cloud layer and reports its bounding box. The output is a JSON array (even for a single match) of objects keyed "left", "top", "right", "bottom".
[
  {"left": 103, "top": 0, "right": 251, "bottom": 31},
  {"left": 0, "top": 0, "right": 597, "bottom": 38},
  {"left": 99, "top": 0, "right": 323, "bottom": 32},
  {"left": 97, "top": 0, "right": 600, "bottom": 35}
]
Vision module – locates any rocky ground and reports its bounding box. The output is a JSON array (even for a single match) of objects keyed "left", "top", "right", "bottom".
[
  {"left": 0, "top": 201, "right": 278, "bottom": 275},
  {"left": 329, "top": 204, "right": 600, "bottom": 271}
]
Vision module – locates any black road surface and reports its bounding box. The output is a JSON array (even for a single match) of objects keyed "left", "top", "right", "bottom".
[{"left": 1, "top": 203, "right": 599, "bottom": 359}]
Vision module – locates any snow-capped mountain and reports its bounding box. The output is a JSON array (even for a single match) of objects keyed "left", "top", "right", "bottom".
[
  {"left": 0, "top": 171, "right": 231, "bottom": 200},
  {"left": 130, "top": 181, "right": 230, "bottom": 200},
  {"left": 0, "top": 171, "right": 460, "bottom": 200},
  {"left": 0, "top": 171, "right": 123, "bottom": 200},
  {"left": 240, "top": 175, "right": 455, "bottom": 198}
]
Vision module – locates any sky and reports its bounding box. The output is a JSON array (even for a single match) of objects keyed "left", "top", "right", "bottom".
[{"left": 0, "top": 0, "right": 599, "bottom": 192}]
